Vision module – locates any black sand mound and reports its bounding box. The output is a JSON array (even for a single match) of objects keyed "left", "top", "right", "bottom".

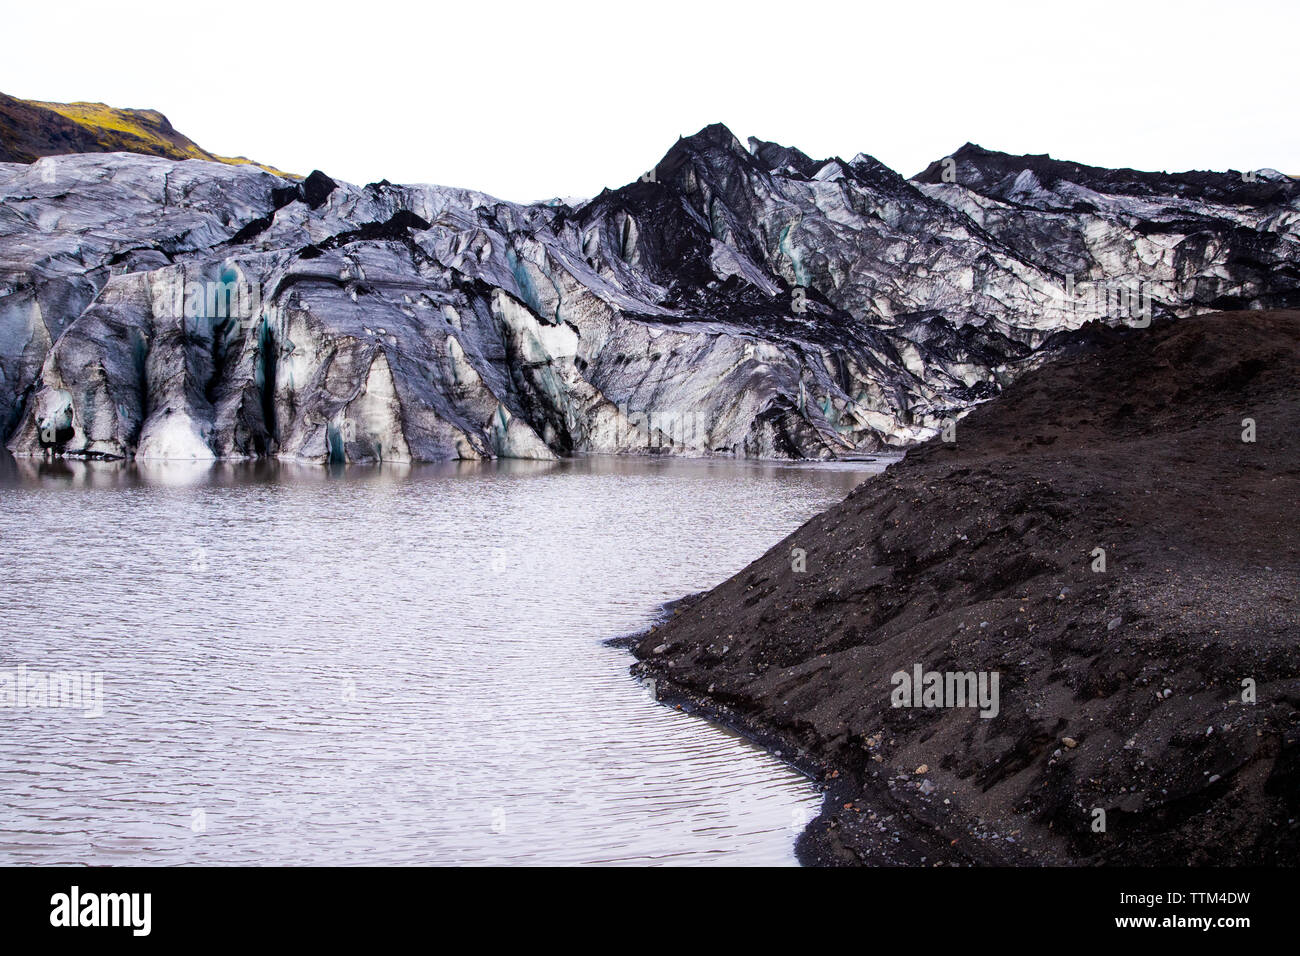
[{"left": 632, "top": 310, "right": 1300, "bottom": 866}]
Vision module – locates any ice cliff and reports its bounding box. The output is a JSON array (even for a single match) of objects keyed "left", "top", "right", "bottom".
[{"left": 2, "top": 124, "right": 1296, "bottom": 462}]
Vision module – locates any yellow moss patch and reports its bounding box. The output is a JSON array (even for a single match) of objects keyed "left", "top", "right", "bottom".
[{"left": 24, "top": 99, "right": 297, "bottom": 178}]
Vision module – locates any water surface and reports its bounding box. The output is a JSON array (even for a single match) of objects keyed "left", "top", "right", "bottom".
[{"left": 0, "top": 453, "right": 885, "bottom": 865}]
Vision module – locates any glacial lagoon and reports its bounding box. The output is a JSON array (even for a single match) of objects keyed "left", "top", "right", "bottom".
[{"left": 0, "top": 453, "right": 887, "bottom": 865}]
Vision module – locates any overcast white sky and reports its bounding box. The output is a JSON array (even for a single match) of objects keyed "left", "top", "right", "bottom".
[{"left": 4, "top": 0, "right": 1295, "bottom": 201}]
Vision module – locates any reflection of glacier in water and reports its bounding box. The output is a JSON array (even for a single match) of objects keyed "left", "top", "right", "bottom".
[{"left": 0, "top": 453, "right": 887, "bottom": 865}]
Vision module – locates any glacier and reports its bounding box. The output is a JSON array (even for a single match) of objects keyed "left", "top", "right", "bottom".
[{"left": 1, "top": 125, "right": 1296, "bottom": 463}]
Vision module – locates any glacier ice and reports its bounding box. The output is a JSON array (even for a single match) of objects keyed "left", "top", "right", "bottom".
[{"left": 1, "top": 129, "right": 1298, "bottom": 463}]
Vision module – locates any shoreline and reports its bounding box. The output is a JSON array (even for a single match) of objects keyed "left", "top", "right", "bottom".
[
  {"left": 613, "top": 594, "right": 1000, "bottom": 866},
  {"left": 623, "top": 311, "right": 1300, "bottom": 866},
  {"left": 617, "top": 602, "right": 1007, "bottom": 866}
]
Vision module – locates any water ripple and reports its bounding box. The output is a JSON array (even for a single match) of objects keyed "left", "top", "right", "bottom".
[{"left": 0, "top": 454, "right": 885, "bottom": 865}]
